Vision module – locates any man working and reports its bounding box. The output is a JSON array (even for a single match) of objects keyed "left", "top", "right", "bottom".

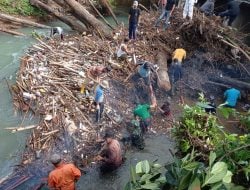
[
  {"left": 50, "top": 27, "right": 64, "bottom": 40},
  {"left": 116, "top": 38, "right": 131, "bottom": 60},
  {"left": 200, "top": 0, "right": 215, "bottom": 16},
  {"left": 218, "top": 0, "right": 240, "bottom": 26},
  {"left": 94, "top": 80, "right": 109, "bottom": 123},
  {"left": 220, "top": 87, "right": 241, "bottom": 108},
  {"left": 183, "top": 0, "right": 198, "bottom": 20},
  {"left": 96, "top": 130, "right": 123, "bottom": 173},
  {"left": 155, "top": 0, "right": 176, "bottom": 30},
  {"left": 133, "top": 86, "right": 157, "bottom": 133},
  {"left": 87, "top": 65, "right": 111, "bottom": 82},
  {"left": 128, "top": 1, "right": 140, "bottom": 40},
  {"left": 130, "top": 118, "right": 145, "bottom": 150},
  {"left": 169, "top": 48, "right": 186, "bottom": 95},
  {"left": 48, "top": 154, "right": 81, "bottom": 190}
]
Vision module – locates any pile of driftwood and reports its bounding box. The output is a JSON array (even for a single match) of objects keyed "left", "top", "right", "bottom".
[
  {"left": 10, "top": 34, "right": 123, "bottom": 165},
  {"left": 127, "top": 9, "right": 250, "bottom": 63},
  {"left": 10, "top": 9, "right": 250, "bottom": 167}
]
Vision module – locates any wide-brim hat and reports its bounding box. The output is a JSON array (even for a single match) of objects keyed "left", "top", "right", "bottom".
[{"left": 100, "top": 80, "right": 109, "bottom": 89}]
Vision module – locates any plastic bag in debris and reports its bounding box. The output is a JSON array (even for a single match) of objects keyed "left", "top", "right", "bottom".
[{"left": 23, "top": 92, "right": 36, "bottom": 100}]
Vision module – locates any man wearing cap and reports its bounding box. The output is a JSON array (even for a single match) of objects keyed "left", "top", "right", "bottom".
[
  {"left": 128, "top": 1, "right": 140, "bottom": 40},
  {"left": 95, "top": 130, "right": 123, "bottom": 173},
  {"left": 94, "top": 80, "right": 109, "bottom": 122},
  {"left": 48, "top": 154, "right": 81, "bottom": 190}
]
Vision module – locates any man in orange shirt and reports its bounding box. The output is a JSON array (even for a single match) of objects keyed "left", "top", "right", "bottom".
[{"left": 48, "top": 154, "right": 81, "bottom": 190}]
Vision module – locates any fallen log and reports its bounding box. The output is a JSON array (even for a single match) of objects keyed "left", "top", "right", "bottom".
[
  {"left": 0, "top": 28, "right": 26, "bottom": 36},
  {"left": 64, "top": 0, "right": 112, "bottom": 38},
  {"left": 99, "top": 0, "right": 119, "bottom": 25},
  {"left": 30, "top": 0, "right": 87, "bottom": 33},
  {"left": 155, "top": 52, "right": 171, "bottom": 91},
  {"left": 88, "top": 0, "right": 114, "bottom": 30},
  {"left": 0, "top": 13, "right": 50, "bottom": 29},
  {"left": 210, "top": 76, "right": 250, "bottom": 90}
]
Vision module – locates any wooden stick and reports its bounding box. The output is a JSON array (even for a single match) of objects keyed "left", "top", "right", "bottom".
[
  {"left": 220, "top": 39, "right": 250, "bottom": 62},
  {"left": 5, "top": 125, "right": 38, "bottom": 133},
  {"left": 0, "top": 28, "right": 26, "bottom": 36}
]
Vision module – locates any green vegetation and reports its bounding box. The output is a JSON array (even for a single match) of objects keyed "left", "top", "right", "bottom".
[
  {"left": 125, "top": 95, "right": 250, "bottom": 189},
  {"left": 0, "top": 0, "right": 45, "bottom": 16},
  {"left": 125, "top": 160, "right": 167, "bottom": 190}
]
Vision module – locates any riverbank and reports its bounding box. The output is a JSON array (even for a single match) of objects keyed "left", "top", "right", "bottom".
[{"left": 1, "top": 8, "right": 250, "bottom": 189}]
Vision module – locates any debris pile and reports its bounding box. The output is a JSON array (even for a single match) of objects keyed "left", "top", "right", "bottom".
[{"left": 11, "top": 9, "right": 250, "bottom": 168}]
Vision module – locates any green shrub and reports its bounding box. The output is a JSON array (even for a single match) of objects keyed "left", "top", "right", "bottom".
[{"left": 0, "top": 0, "right": 45, "bottom": 16}]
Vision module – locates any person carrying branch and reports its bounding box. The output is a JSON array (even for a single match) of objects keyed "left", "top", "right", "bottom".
[
  {"left": 133, "top": 85, "right": 157, "bottom": 133},
  {"left": 128, "top": 1, "right": 140, "bottom": 40},
  {"left": 95, "top": 130, "right": 123, "bottom": 173},
  {"left": 48, "top": 154, "right": 81, "bottom": 190},
  {"left": 94, "top": 80, "right": 109, "bottom": 123}
]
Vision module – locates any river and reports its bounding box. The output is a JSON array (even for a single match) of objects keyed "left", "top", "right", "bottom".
[
  {"left": 0, "top": 21, "right": 71, "bottom": 181},
  {"left": 0, "top": 15, "right": 176, "bottom": 189}
]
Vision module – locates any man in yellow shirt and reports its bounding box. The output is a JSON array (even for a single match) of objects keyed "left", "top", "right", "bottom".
[
  {"left": 172, "top": 48, "right": 186, "bottom": 63},
  {"left": 169, "top": 48, "right": 187, "bottom": 95}
]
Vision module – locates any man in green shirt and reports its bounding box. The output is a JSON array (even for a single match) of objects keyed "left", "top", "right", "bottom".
[{"left": 133, "top": 86, "right": 157, "bottom": 133}]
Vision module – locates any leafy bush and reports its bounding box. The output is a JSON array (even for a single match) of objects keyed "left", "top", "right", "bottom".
[
  {"left": 125, "top": 152, "right": 245, "bottom": 190},
  {"left": 172, "top": 98, "right": 250, "bottom": 185},
  {"left": 125, "top": 160, "right": 167, "bottom": 190},
  {"left": 164, "top": 151, "right": 244, "bottom": 190},
  {"left": 0, "top": 0, "right": 45, "bottom": 16}
]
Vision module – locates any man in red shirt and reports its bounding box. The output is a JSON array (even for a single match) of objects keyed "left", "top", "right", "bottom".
[{"left": 48, "top": 154, "right": 81, "bottom": 190}]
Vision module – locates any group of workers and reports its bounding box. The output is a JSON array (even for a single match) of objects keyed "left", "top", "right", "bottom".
[
  {"left": 46, "top": 1, "right": 243, "bottom": 189},
  {"left": 127, "top": 0, "right": 240, "bottom": 40}
]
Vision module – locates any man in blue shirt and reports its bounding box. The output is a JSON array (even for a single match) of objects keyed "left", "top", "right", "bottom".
[
  {"left": 94, "top": 80, "right": 109, "bottom": 122},
  {"left": 223, "top": 88, "right": 241, "bottom": 107}
]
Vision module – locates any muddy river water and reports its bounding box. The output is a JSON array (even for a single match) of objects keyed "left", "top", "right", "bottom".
[{"left": 0, "top": 16, "right": 176, "bottom": 189}]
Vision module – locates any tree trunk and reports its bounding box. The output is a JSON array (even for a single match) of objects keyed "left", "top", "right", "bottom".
[
  {"left": 88, "top": 0, "right": 114, "bottom": 29},
  {"left": 30, "top": 0, "right": 86, "bottom": 33},
  {"left": 64, "top": 0, "right": 112, "bottom": 39},
  {"left": 0, "top": 13, "right": 50, "bottom": 28},
  {"left": 155, "top": 52, "right": 171, "bottom": 91},
  {"left": 99, "top": 0, "right": 119, "bottom": 25},
  {"left": 210, "top": 76, "right": 250, "bottom": 90},
  {"left": 0, "top": 28, "right": 26, "bottom": 36}
]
